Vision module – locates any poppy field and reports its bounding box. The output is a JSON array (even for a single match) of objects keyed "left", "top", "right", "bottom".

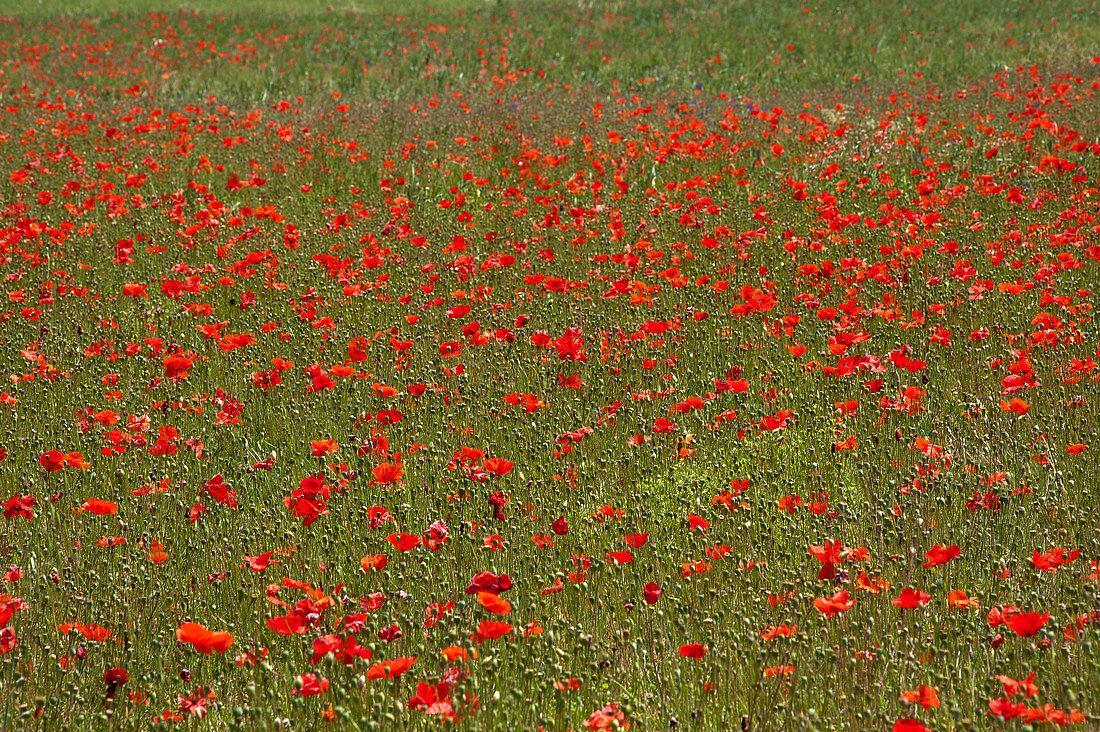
[{"left": 2, "top": 0, "right": 1100, "bottom": 729}]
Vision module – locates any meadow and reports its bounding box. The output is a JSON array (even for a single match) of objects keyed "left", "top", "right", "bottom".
[{"left": 0, "top": 0, "right": 1099, "bottom": 729}]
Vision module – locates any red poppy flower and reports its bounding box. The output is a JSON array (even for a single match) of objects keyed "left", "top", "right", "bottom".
[
  {"left": 466, "top": 571, "right": 512, "bottom": 595},
  {"left": 923, "top": 544, "right": 960, "bottom": 568},
  {"left": 643, "top": 583, "right": 663, "bottom": 605},
  {"left": 292, "top": 673, "right": 329, "bottom": 696},
  {"left": 202, "top": 474, "right": 237, "bottom": 508},
  {"left": 39, "top": 451, "right": 65, "bottom": 472},
  {"left": 360, "top": 554, "right": 388, "bottom": 572},
  {"left": 176, "top": 623, "right": 234, "bottom": 654},
  {"left": 61, "top": 623, "right": 111, "bottom": 641},
  {"left": 996, "top": 672, "right": 1038, "bottom": 698},
  {"left": 241, "top": 552, "right": 277, "bottom": 573},
  {"left": 79, "top": 499, "right": 118, "bottom": 515},
  {"left": 477, "top": 592, "right": 511, "bottom": 615},
  {"left": 439, "top": 341, "right": 463, "bottom": 358},
  {"left": 892, "top": 588, "right": 932, "bottom": 609},
  {"left": 813, "top": 590, "right": 856, "bottom": 618},
  {"left": 540, "top": 578, "right": 564, "bottom": 596},
  {"left": 471, "top": 621, "right": 512, "bottom": 643},
  {"left": 386, "top": 533, "right": 422, "bottom": 551},
  {"left": 987, "top": 698, "right": 1026, "bottom": 718},
  {"left": 2, "top": 494, "right": 34, "bottom": 520},
  {"left": 483, "top": 457, "right": 514, "bottom": 476},
  {"left": 163, "top": 354, "right": 194, "bottom": 379},
  {"left": 310, "top": 439, "right": 338, "bottom": 456},
  {"left": 408, "top": 681, "right": 453, "bottom": 716},
  {"left": 1031, "top": 548, "right": 1079, "bottom": 572},
  {"left": 893, "top": 720, "right": 929, "bottom": 732},
  {"left": 678, "top": 643, "right": 707, "bottom": 659},
  {"left": 987, "top": 605, "right": 1020, "bottom": 628},
  {"left": 104, "top": 668, "right": 129, "bottom": 686},
  {"left": 687, "top": 514, "right": 710, "bottom": 532},
  {"left": 809, "top": 539, "right": 845, "bottom": 580},
  {"left": 900, "top": 685, "right": 940, "bottom": 710},
  {"left": 623, "top": 533, "right": 649, "bottom": 548},
  {"left": 372, "top": 463, "right": 403, "bottom": 485},
  {"left": 1005, "top": 611, "right": 1049, "bottom": 637},
  {"left": 365, "top": 657, "right": 417, "bottom": 679}
]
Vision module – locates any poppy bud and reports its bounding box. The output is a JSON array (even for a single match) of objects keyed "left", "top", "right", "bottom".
[{"left": 991, "top": 634, "right": 1004, "bottom": 650}]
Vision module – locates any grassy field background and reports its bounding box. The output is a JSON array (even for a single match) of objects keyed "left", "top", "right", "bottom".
[{"left": 0, "top": 0, "right": 1098, "bottom": 730}]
